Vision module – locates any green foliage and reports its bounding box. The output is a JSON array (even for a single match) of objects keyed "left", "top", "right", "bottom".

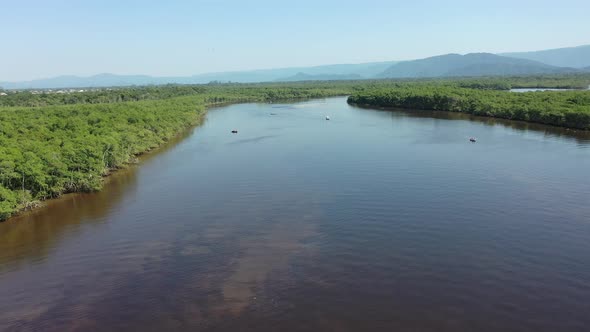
[
  {"left": 1, "top": 77, "right": 589, "bottom": 221},
  {"left": 0, "top": 83, "right": 358, "bottom": 221},
  {"left": 2, "top": 74, "right": 589, "bottom": 108},
  {"left": 505, "top": 74, "right": 590, "bottom": 89},
  {"left": 348, "top": 83, "right": 590, "bottom": 130},
  {"left": 0, "top": 82, "right": 355, "bottom": 108},
  {"left": 0, "top": 185, "right": 17, "bottom": 220}
]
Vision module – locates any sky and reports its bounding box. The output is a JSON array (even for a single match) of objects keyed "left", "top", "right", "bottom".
[{"left": 1, "top": 0, "right": 589, "bottom": 81}]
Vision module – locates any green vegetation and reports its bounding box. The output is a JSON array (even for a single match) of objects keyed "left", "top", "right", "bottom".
[
  {"left": 500, "top": 74, "right": 590, "bottom": 89},
  {"left": 394, "top": 74, "right": 590, "bottom": 90},
  {"left": 0, "top": 82, "right": 355, "bottom": 107},
  {"left": 0, "top": 83, "right": 353, "bottom": 221},
  {"left": 348, "top": 83, "right": 590, "bottom": 130},
  {"left": 2, "top": 76, "right": 590, "bottom": 221}
]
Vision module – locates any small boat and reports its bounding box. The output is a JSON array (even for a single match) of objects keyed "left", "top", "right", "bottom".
[
  {"left": 325, "top": 115, "right": 330, "bottom": 120},
  {"left": 231, "top": 130, "right": 238, "bottom": 134},
  {"left": 469, "top": 137, "right": 476, "bottom": 142}
]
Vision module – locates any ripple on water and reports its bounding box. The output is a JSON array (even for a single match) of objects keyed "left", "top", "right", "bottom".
[{"left": 1, "top": 97, "right": 590, "bottom": 331}]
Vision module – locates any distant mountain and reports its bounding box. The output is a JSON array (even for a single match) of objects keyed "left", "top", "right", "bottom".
[
  {"left": 0, "top": 61, "right": 397, "bottom": 89},
  {"left": 378, "top": 53, "right": 575, "bottom": 78},
  {"left": 295, "top": 61, "right": 398, "bottom": 78},
  {"left": 502, "top": 45, "right": 590, "bottom": 69},
  {"left": 4, "top": 44, "right": 590, "bottom": 89},
  {"left": 0, "top": 74, "right": 178, "bottom": 90},
  {"left": 276, "top": 72, "right": 363, "bottom": 82},
  {"left": 183, "top": 61, "right": 396, "bottom": 84}
]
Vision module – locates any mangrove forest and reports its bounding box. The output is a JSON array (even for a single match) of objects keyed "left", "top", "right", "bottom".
[{"left": 2, "top": 75, "right": 590, "bottom": 221}]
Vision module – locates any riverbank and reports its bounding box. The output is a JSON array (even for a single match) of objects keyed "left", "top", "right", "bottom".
[
  {"left": 347, "top": 86, "right": 590, "bottom": 130},
  {"left": 2, "top": 96, "right": 589, "bottom": 331},
  {"left": 0, "top": 86, "right": 354, "bottom": 222},
  {"left": 3, "top": 78, "right": 590, "bottom": 221},
  {"left": 0, "top": 98, "right": 202, "bottom": 221}
]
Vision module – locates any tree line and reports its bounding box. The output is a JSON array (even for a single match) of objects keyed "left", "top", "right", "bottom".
[
  {"left": 0, "top": 84, "right": 354, "bottom": 221},
  {"left": 2, "top": 74, "right": 590, "bottom": 108},
  {"left": 348, "top": 83, "right": 590, "bottom": 129},
  {"left": 2, "top": 76, "right": 590, "bottom": 220}
]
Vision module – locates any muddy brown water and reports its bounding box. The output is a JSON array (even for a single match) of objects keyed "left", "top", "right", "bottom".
[{"left": 1, "top": 97, "right": 590, "bottom": 331}]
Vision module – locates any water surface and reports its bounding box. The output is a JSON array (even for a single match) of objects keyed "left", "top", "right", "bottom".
[
  {"left": 1, "top": 97, "right": 590, "bottom": 331},
  {"left": 510, "top": 88, "right": 575, "bottom": 92}
]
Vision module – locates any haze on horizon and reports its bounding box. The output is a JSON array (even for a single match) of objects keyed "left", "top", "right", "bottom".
[{"left": 2, "top": 0, "right": 589, "bottom": 82}]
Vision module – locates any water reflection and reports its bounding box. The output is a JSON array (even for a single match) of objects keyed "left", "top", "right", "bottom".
[
  {"left": 0, "top": 122, "right": 202, "bottom": 271},
  {"left": 0, "top": 167, "right": 138, "bottom": 273},
  {"left": 351, "top": 104, "right": 590, "bottom": 146},
  {"left": 509, "top": 88, "right": 575, "bottom": 92}
]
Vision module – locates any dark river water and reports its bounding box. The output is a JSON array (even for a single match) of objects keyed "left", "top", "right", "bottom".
[{"left": 1, "top": 97, "right": 590, "bottom": 331}]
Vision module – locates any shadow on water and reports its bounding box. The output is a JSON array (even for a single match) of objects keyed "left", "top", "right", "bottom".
[
  {"left": 228, "top": 135, "right": 278, "bottom": 145},
  {"left": 350, "top": 104, "right": 590, "bottom": 145},
  {"left": 0, "top": 123, "right": 203, "bottom": 273},
  {"left": 0, "top": 168, "right": 137, "bottom": 273}
]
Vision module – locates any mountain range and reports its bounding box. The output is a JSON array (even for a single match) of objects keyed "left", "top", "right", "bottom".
[
  {"left": 1, "top": 45, "right": 589, "bottom": 89},
  {"left": 377, "top": 53, "right": 576, "bottom": 78},
  {"left": 501, "top": 45, "right": 590, "bottom": 68}
]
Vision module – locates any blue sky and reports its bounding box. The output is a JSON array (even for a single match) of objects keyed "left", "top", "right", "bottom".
[{"left": 1, "top": 0, "right": 589, "bottom": 81}]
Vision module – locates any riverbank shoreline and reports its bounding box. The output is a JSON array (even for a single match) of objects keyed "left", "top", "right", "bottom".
[
  {"left": 347, "top": 87, "right": 590, "bottom": 131},
  {"left": 1, "top": 97, "right": 348, "bottom": 223},
  {"left": 1, "top": 110, "right": 206, "bottom": 223},
  {"left": 4, "top": 78, "right": 589, "bottom": 222},
  {"left": 348, "top": 100, "right": 590, "bottom": 132}
]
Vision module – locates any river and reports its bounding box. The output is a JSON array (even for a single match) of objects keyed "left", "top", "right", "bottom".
[
  {"left": 1, "top": 97, "right": 590, "bottom": 331},
  {"left": 509, "top": 88, "right": 574, "bottom": 92}
]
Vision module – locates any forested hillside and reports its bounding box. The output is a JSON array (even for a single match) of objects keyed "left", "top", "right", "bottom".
[
  {"left": 502, "top": 45, "right": 590, "bottom": 68},
  {"left": 377, "top": 53, "right": 574, "bottom": 78}
]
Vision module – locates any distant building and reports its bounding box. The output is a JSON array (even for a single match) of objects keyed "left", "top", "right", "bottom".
[{"left": 0, "top": 92, "right": 7, "bottom": 96}]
